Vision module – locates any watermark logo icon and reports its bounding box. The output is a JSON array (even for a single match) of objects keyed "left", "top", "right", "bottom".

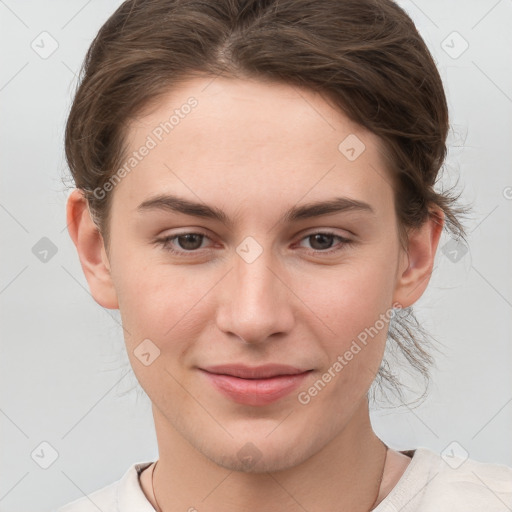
[
  {"left": 32, "top": 237, "right": 58, "bottom": 263},
  {"left": 338, "top": 134, "right": 366, "bottom": 161},
  {"left": 441, "top": 238, "right": 468, "bottom": 263},
  {"left": 237, "top": 442, "right": 262, "bottom": 469},
  {"left": 31, "top": 441, "right": 59, "bottom": 469},
  {"left": 441, "top": 441, "right": 469, "bottom": 469},
  {"left": 134, "top": 338, "right": 161, "bottom": 366},
  {"left": 31, "top": 31, "right": 59, "bottom": 59},
  {"left": 236, "top": 236, "right": 263, "bottom": 264},
  {"left": 441, "top": 31, "right": 469, "bottom": 59}
]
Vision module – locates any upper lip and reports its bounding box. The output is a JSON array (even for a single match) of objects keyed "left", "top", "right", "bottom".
[{"left": 200, "top": 364, "right": 310, "bottom": 379}]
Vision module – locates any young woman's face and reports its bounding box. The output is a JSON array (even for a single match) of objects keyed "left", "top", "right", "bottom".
[{"left": 100, "top": 76, "right": 416, "bottom": 471}]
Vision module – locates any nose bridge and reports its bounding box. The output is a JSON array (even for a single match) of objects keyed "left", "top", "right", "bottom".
[
  {"left": 236, "top": 250, "right": 279, "bottom": 308},
  {"left": 218, "top": 239, "right": 294, "bottom": 343}
]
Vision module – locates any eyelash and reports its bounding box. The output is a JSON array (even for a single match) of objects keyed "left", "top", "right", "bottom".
[{"left": 154, "top": 231, "right": 354, "bottom": 257}]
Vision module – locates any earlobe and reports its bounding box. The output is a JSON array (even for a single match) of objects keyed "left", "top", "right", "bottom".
[
  {"left": 392, "top": 209, "right": 445, "bottom": 308},
  {"left": 66, "top": 189, "right": 119, "bottom": 309}
]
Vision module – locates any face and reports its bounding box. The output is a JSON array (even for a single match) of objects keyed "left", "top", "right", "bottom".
[{"left": 92, "top": 76, "right": 413, "bottom": 472}]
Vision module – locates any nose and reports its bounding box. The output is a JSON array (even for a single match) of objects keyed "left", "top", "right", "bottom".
[{"left": 215, "top": 247, "right": 295, "bottom": 345}]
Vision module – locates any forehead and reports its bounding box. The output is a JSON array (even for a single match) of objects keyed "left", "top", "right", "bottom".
[{"left": 113, "top": 76, "right": 394, "bottom": 218}]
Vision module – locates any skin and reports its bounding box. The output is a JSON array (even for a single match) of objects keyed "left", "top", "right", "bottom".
[{"left": 67, "top": 76, "right": 443, "bottom": 511}]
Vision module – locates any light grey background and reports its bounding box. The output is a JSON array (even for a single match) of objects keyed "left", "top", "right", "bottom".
[{"left": 1, "top": 1, "right": 511, "bottom": 511}]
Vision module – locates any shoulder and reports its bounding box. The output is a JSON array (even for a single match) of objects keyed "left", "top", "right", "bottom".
[
  {"left": 55, "top": 480, "right": 118, "bottom": 512},
  {"left": 385, "top": 446, "right": 512, "bottom": 511},
  {"left": 54, "top": 461, "right": 154, "bottom": 512},
  {"left": 422, "top": 448, "right": 512, "bottom": 509}
]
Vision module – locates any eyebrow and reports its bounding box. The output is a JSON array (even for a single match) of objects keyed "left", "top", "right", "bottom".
[{"left": 136, "top": 193, "right": 375, "bottom": 228}]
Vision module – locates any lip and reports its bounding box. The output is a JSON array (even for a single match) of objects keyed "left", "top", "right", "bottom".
[{"left": 199, "top": 364, "right": 312, "bottom": 406}]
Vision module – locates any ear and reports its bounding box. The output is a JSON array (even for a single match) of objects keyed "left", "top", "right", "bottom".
[
  {"left": 392, "top": 208, "right": 445, "bottom": 308},
  {"left": 66, "top": 188, "right": 119, "bottom": 309}
]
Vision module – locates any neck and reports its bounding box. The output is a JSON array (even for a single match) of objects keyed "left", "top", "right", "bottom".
[{"left": 147, "top": 397, "right": 388, "bottom": 512}]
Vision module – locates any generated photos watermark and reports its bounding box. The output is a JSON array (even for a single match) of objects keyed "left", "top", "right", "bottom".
[
  {"left": 93, "top": 96, "right": 198, "bottom": 200},
  {"left": 297, "top": 302, "right": 402, "bottom": 405}
]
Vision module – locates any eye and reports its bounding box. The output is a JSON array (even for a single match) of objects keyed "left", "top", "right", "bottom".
[
  {"left": 155, "top": 232, "right": 213, "bottom": 256},
  {"left": 297, "top": 231, "right": 353, "bottom": 255},
  {"left": 154, "top": 230, "right": 353, "bottom": 258}
]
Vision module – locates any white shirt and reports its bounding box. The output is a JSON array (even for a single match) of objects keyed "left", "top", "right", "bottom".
[{"left": 55, "top": 447, "right": 512, "bottom": 511}]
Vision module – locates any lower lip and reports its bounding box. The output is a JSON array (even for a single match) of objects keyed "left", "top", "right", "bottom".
[{"left": 200, "top": 370, "right": 311, "bottom": 406}]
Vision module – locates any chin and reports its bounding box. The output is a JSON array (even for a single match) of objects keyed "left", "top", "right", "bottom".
[
  {"left": 207, "top": 444, "right": 313, "bottom": 473},
  {"left": 195, "top": 427, "right": 326, "bottom": 474}
]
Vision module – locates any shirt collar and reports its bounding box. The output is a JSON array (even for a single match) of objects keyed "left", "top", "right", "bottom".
[{"left": 117, "top": 460, "right": 156, "bottom": 511}]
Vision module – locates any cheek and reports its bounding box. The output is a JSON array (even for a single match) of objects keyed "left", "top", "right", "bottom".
[
  {"left": 299, "top": 256, "right": 397, "bottom": 337},
  {"left": 295, "top": 251, "right": 397, "bottom": 399},
  {"left": 114, "top": 265, "right": 208, "bottom": 397},
  {"left": 112, "top": 254, "right": 195, "bottom": 343}
]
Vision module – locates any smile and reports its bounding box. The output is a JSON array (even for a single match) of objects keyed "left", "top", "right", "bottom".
[{"left": 199, "top": 364, "right": 313, "bottom": 406}]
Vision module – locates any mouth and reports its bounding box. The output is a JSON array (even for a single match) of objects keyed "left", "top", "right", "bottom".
[{"left": 199, "top": 364, "right": 313, "bottom": 406}]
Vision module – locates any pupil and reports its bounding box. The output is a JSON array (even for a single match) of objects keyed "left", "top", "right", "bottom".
[
  {"left": 179, "top": 234, "right": 202, "bottom": 250},
  {"left": 311, "top": 233, "right": 333, "bottom": 250}
]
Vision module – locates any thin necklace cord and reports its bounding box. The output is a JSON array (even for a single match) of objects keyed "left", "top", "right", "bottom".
[{"left": 150, "top": 442, "right": 389, "bottom": 512}]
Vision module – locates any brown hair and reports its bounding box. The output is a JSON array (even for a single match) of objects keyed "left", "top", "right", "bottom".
[{"left": 64, "top": 0, "right": 468, "bottom": 406}]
